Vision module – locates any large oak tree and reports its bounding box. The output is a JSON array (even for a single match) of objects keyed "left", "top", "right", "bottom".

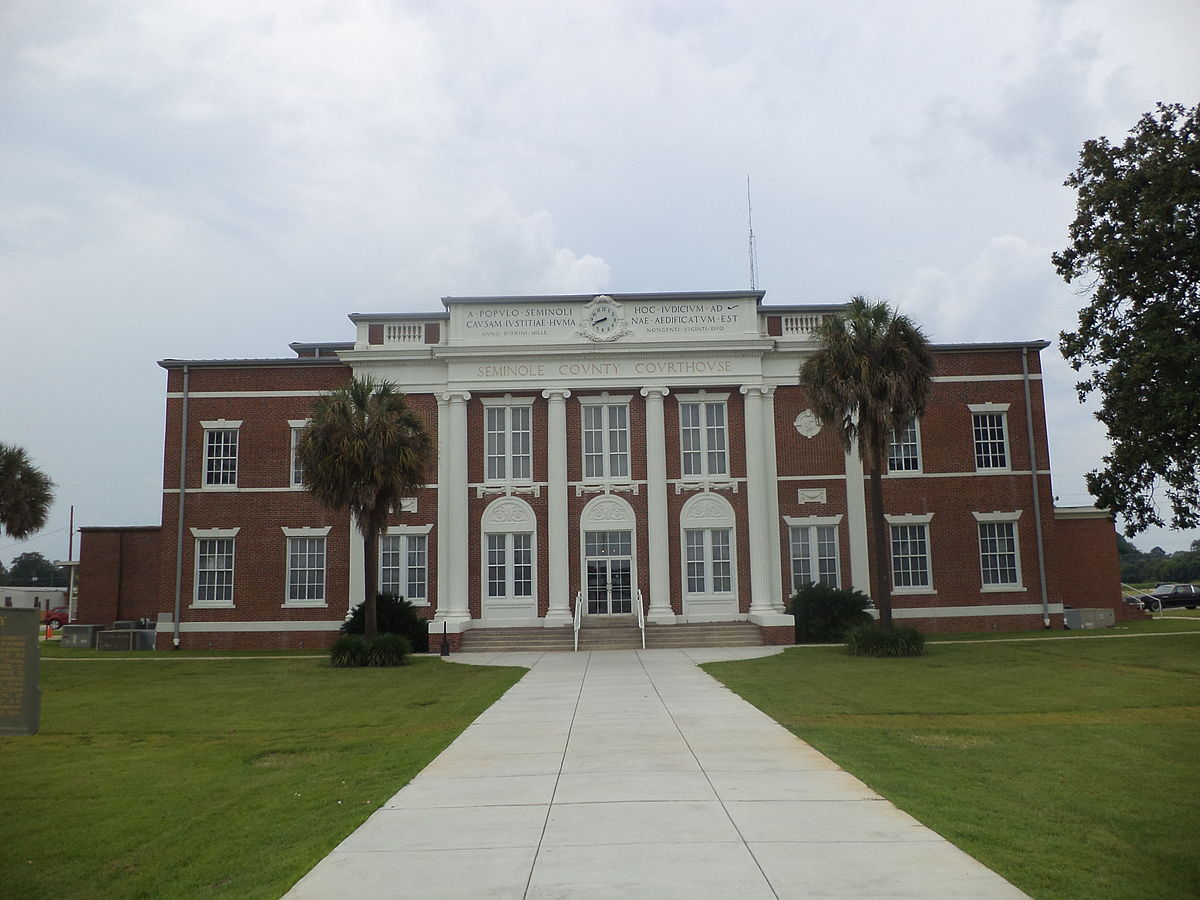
[{"left": 1054, "top": 102, "right": 1200, "bottom": 534}]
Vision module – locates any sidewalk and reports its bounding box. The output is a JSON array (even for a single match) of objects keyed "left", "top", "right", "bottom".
[{"left": 285, "top": 648, "right": 1027, "bottom": 899}]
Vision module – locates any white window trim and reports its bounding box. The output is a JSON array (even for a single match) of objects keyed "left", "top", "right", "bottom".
[
  {"left": 281, "top": 526, "right": 332, "bottom": 608},
  {"left": 480, "top": 497, "right": 538, "bottom": 610},
  {"left": 784, "top": 514, "right": 845, "bottom": 528},
  {"left": 885, "top": 514, "right": 936, "bottom": 595},
  {"left": 481, "top": 395, "right": 534, "bottom": 484},
  {"left": 190, "top": 527, "right": 240, "bottom": 609},
  {"left": 201, "top": 420, "right": 243, "bottom": 491},
  {"left": 381, "top": 524, "right": 434, "bottom": 606},
  {"left": 972, "top": 510, "right": 1026, "bottom": 592},
  {"left": 968, "top": 404, "right": 1012, "bottom": 473},
  {"left": 679, "top": 491, "right": 737, "bottom": 601},
  {"left": 786, "top": 517, "right": 842, "bottom": 590},
  {"left": 579, "top": 394, "right": 633, "bottom": 483},
  {"left": 288, "top": 419, "right": 309, "bottom": 489},
  {"left": 676, "top": 391, "right": 731, "bottom": 482},
  {"left": 886, "top": 418, "right": 923, "bottom": 475}
]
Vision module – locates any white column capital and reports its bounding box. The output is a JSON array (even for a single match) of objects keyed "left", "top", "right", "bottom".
[
  {"left": 440, "top": 390, "right": 472, "bottom": 404},
  {"left": 541, "top": 388, "right": 573, "bottom": 401},
  {"left": 640, "top": 386, "right": 670, "bottom": 399},
  {"left": 739, "top": 384, "right": 776, "bottom": 398}
]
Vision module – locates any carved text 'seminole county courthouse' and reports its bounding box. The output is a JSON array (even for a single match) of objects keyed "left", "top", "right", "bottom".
[{"left": 107, "top": 291, "right": 1124, "bottom": 650}]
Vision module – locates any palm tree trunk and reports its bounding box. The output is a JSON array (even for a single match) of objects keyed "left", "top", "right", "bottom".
[
  {"left": 868, "top": 464, "right": 894, "bottom": 631},
  {"left": 364, "top": 527, "right": 379, "bottom": 642}
]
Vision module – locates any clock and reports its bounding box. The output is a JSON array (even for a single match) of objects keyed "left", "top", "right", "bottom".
[
  {"left": 581, "top": 295, "right": 627, "bottom": 342},
  {"left": 589, "top": 302, "right": 617, "bottom": 334}
]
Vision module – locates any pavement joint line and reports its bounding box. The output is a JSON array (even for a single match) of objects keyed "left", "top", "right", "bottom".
[{"left": 635, "top": 649, "right": 782, "bottom": 900}]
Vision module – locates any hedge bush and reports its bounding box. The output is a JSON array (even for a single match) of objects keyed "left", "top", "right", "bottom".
[
  {"left": 788, "top": 582, "right": 873, "bottom": 643},
  {"left": 844, "top": 624, "right": 926, "bottom": 657},
  {"left": 330, "top": 633, "right": 412, "bottom": 668},
  {"left": 330, "top": 635, "right": 368, "bottom": 668},
  {"left": 342, "top": 592, "right": 429, "bottom": 652}
]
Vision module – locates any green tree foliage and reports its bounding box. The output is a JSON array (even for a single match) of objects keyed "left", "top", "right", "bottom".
[
  {"left": 296, "top": 378, "right": 434, "bottom": 640},
  {"left": 1055, "top": 102, "right": 1200, "bottom": 534},
  {"left": 800, "top": 297, "right": 935, "bottom": 630},
  {"left": 8, "top": 551, "right": 68, "bottom": 587},
  {"left": 0, "top": 443, "right": 55, "bottom": 540},
  {"left": 342, "top": 592, "right": 430, "bottom": 652},
  {"left": 788, "top": 582, "right": 872, "bottom": 643},
  {"left": 1116, "top": 537, "right": 1200, "bottom": 584}
]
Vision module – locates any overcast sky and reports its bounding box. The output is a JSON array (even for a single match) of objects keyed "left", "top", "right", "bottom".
[{"left": 2, "top": 0, "right": 1198, "bottom": 569}]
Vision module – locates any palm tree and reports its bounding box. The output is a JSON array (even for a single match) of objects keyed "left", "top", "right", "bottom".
[
  {"left": 800, "top": 297, "right": 935, "bottom": 630},
  {"left": 296, "top": 378, "right": 433, "bottom": 640},
  {"left": 0, "top": 443, "right": 55, "bottom": 540}
]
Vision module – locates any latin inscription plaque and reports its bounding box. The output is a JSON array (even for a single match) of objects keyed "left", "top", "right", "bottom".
[{"left": 0, "top": 608, "right": 40, "bottom": 736}]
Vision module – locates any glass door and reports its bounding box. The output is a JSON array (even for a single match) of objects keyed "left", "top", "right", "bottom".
[{"left": 584, "top": 531, "right": 633, "bottom": 615}]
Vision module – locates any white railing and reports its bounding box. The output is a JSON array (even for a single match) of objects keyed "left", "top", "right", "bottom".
[
  {"left": 384, "top": 322, "right": 424, "bottom": 344},
  {"left": 636, "top": 588, "right": 646, "bottom": 650},
  {"left": 780, "top": 313, "right": 823, "bottom": 338},
  {"left": 1121, "top": 583, "right": 1158, "bottom": 612},
  {"left": 573, "top": 591, "right": 583, "bottom": 651}
]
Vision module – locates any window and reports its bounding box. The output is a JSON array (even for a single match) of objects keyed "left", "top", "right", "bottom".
[
  {"left": 887, "top": 419, "right": 921, "bottom": 472},
  {"left": 289, "top": 419, "right": 309, "bottom": 488},
  {"left": 191, "top": 527, "right": 239, "bottom": 607},
  {"left": 679, "top": 397, "right": 728, "bottom": 478},
  {"left": 976, "top": 515, "right": 1022, "bottom": 589},
  {"left": 891, "top": 524, "right": 931, "bottom": 589},
  {"left": 790, "top": 525, "right": 840, "bottom": 589},
  {"left": 582, "top": 401, "right": 630, "bottom": 479},
  {"left": 484, "top": 402, "right": 532, "bottom": 481},
  {"left": 286, "top": 537, "right": 326, "bottom": 605},
  {"left": 486, "top": 533, "right": 533, "bottom": 599},
  {"left": 381, "top": 532, "right": 429, "bottom": 602},
  {"left": 202, "top": 420, "right": 242, "bottom": 487},
  {"left": 969, "top": 404, "right": 1010, "bottom": 470},
  {"left": 685, "top": 528, "right": 733, "bottom": 594}
]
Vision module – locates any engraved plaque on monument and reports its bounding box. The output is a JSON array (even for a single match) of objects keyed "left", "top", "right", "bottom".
[{"left": 0, "top": 607, "right": 41, "bottom": 736}]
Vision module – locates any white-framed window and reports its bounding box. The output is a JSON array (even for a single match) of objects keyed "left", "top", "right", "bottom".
[
  {"left": 969, "top": 404, "right": 1010, "bottom": 471},
  {"left": 282, "top": 526, "right": 331, "bottom": 607},
  {"left": 486, "top": 532, "right": 533, "bottom": 599},
  {"left": 191, "top": 527, "right": 239, "bottom": 608},
  {"left": 887, "top": 419, "right": 921, "bottom": 473},
  {"left": 787, "top": 519, "right": 841, "bottom": 590},
  {"left": 380, "top": 525, "right": 433, "bottom": 604},
  {"left": 288, "top": 419, "right": 309, "bottom": 488},
  {"left": 483, "top": 398, "right": 533, "bottom": 482},
  {"left": 974, "top": 511, "right": 1023, "bottom": 590},
  {"left": 581, "top": 396, "right": 631, "bottom": 480},
  {"left": 678, "top": 393, "right": 729, "bottom": 478},
  {"left": 886, "top": 513, "right": 935, "bottom": 593},
  {"left": 685, "top": 528, "right": 733, "bottom": 594},
  {"left": 201, "top": 420, "right": 242, "bottom": 488}
]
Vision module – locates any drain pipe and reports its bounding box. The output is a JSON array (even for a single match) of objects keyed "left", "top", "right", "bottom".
[
  {"left": 1022, "top": 348, "right": 1051, "bottom": 628},
  {"left": 172, "top": 365, "right": 190, "bottom": 649}
]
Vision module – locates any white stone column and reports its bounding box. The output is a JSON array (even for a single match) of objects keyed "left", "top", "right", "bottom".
[
  {"left": 641, "top": 386, "right": 674, "bottom": 624},
  {"left": 542, "top": 388, "right": 572, "bottom": 625},
  {"left": 760, "top": 386, "right": 785, "bottom": 611},
  {"left": 435, "top": 391, "right": 471, "bottom": 625},
  {"left": 741, "top": 386, "right": 774, "bottom": 617}
]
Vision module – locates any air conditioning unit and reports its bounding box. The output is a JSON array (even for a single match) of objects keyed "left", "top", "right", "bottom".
[{"left": 1064, "top": 608, "right": 1115, "bottom": 630}]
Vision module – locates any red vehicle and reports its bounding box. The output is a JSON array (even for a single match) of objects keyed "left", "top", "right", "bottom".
[{"left": 44, "top": 606, "right": 70, "bottom": 629}]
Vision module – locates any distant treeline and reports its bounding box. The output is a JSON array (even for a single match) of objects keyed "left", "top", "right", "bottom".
[{"left": 1118, "top": 536, "right": 1200, "bottom": 585}]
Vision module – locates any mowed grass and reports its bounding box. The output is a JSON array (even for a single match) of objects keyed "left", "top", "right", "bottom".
[
  {"left": 704, "top": 633, "right": 1200, "bottom": 900},
  {"left": 0, "top": 654, "right": 525, "bottom": 899}
]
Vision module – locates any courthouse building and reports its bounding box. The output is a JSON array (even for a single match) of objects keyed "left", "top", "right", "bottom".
[{"left": 103, "top": 290, "right": 1123, "bottom": 650}]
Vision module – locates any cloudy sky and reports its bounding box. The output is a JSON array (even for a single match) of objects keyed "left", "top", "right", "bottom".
[{"left": 2, "top": 0, "right": 1198, "bottom": 569}]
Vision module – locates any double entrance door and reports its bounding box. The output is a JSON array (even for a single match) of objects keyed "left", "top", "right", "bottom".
[{"left": 585, "top": 530, "right": 632, "bottom": 615}]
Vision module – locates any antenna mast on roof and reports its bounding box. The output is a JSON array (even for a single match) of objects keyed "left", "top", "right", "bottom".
[{"left": 746, "top": 175, "right": 759, "bottom": 290}]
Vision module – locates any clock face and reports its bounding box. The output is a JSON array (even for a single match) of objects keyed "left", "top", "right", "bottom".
[{"left": 589, "top": 303, "right": 617, "bottom": 333}]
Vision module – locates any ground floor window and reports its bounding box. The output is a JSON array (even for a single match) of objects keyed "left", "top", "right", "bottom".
[
  {"left": 381, "top": 533, "right": 427, "bottom": 601},
  {"left": 978, "top": 520, "right": 1020, "bottom": 587},
  {"left": 685, "top": 528, "right": 732, "bottom": 594},
  {"left": 790, "top": 525, "right": 840, "bottom": 589},
  {"left": 286, "top": 536, "right": 326, "bottom": 605},
  {"left": 195, "top": 538, "right": 234, "bottom": 607},
  {"left": 487, "top": 533, "right": 533, "bottom": 599},
  {"left": 891, "top": 524, "right": 931, "bottom": 589}
]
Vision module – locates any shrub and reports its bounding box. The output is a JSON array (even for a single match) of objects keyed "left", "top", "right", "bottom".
[
  {"left": 845, "top": 624, "right": 926, "bottom": 658},
  {"left": 788, "top": 582, "right": 873, "bottom": 643},
  {"left": 364, "top": 633, "right": 412, "bottom": 667},
  {"left": 342, "top": 592, "right": 429, "bottom": 653},
  {"left": 330, "top": 635, "right": 367, "bottom": 668}
]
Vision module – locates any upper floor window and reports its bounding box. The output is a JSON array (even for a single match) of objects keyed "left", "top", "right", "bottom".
[
  {"left": 289, "top": 419, "right": 309, "bottom": 488},
  {"left": 887, "top": 419, "right": 921, "bottom": 472},
  {"left": 381, "top": 527, "right": 431, "bottom": 604},
  {"left": 582, "top": 399, "right": 630, "bottom": 480},
  {"left": 969, "top": 404, "right": 1010, "bottom": 470},
  {"left": 202, "top": 420, "right": 242, "bottom": 488},
  {"left": 678, "top": 395, "right": 728, "bottom": 478},
  {"left": 484, "top": 400, "right": 532, "bottom": 481},
  {"left": 974, "top": 511, "right": 1022, "bottom": 590}
]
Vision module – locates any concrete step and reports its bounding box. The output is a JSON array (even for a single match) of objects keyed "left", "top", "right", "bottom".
[
  {"left": 458, "top": 627, "right": 574, "bottom": 653},
  {"left": 457, "top": 621, "right": 769, "bottom": 653}
]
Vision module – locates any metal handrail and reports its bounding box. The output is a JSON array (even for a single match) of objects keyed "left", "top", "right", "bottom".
[
  {"left": 573, "top": 590, "right": 583, "bottom": 651},
  {"left": 636, "top": 588, "right": 646, "bottom": 650},
  {"left": 1121, "top": 582, "right": 1162, "bottom": 611}
]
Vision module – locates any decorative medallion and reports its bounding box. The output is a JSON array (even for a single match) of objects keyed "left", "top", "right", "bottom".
[
  {"left": 794, "top": 409, "right": 822, "bottom": 439},
  {"left": 578, "top": 295, "right": 631, "bottom": 343},
  {"left": 797, "top": 489, "right": 827, "bottom": 505}
]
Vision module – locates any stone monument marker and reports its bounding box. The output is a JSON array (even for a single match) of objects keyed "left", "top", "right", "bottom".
[{"left": 0, "top": 607, "right": 41, "bottom": 736}]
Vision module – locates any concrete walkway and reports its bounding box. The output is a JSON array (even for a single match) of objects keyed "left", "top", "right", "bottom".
[{"left": 285, "top": 648, "right": 1027, "bottom": 899}]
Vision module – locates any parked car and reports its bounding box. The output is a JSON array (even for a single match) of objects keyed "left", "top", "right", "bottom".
[
  {"left": 43, "top": 606, "right": 70, "bottom": 629},
  {"left": 1143, "top": 584, "right": 1200, "bottom": 612}
]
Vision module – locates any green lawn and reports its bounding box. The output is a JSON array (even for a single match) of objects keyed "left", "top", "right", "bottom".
[
  {"left": 704, "top": 633, "right": 1200, "bottom": 900},
  {"left": 0, "top": 653, "right": 525, "bottom": 899}
]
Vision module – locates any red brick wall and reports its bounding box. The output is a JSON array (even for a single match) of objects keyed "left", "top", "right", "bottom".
[
  {"left": 77, "top": 527, "right": 163, "bottom": 625},
  {"left": 1054, "top": 513, "right": 1142, "bottom": 622}
]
